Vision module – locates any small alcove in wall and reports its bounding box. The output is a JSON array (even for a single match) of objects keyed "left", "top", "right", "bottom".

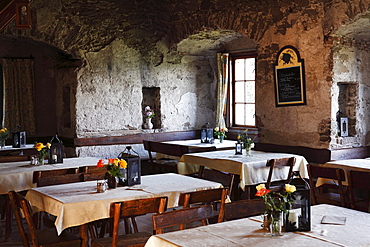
[{"left": 142, "top": 87, "right": 161, "bottom": 129}]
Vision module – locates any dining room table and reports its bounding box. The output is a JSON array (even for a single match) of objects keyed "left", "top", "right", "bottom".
[
  {"left": 25, "top": 173, "right": 224, "bottom": 246},
  {"left": 0, "top": 156, "right": 100, "bottom": 194},
  {"left": 161, "top": 139, "right": 236, "bottom": 150},
  {"left": 144, "top": 203, "right": 370, "bottom": 247},
  {"left": 177, "top": 149, "right": 308, "bottom": 194},
  {"left": 319, "top": 158, "right": 370, "bottom": 185}
]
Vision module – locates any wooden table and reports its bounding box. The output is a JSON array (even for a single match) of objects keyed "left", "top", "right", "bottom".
[
  {"left": 178, "top": 149, "right": 308, "bottom": 192},
  {"left": 321, "top": 159, "right": 370, "bottom": 185},
  {"left": 145, "top": 204, "right": 370, "bottom": 247},
  {"left": 161, "top": 139, "right": 236, "bottom": 150},
  {"left": 0, "top": 157, "right": 100, "bottom": 194},
  {"left": 25, "top": 173, "right": 223, "bottom": 246}
]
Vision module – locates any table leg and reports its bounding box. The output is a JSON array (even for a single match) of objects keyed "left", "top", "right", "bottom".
[{"left": 79, "top": 224, "right": 89, "bottom": 247}]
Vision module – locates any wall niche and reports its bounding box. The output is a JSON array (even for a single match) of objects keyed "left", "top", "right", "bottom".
[
  {"left": 142, "top": 87, "right": 161, "bottom": 129},
  {"left": 337, "top": 82, "right": 357, "bottom": 137}
]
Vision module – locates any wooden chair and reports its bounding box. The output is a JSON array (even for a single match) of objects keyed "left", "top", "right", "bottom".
[
  {"left": 347, "top": 170, "right": 370, "bottom": 212},
  {"left": 143, "top": 140, "right": 188, "bottom": 173},
  {"left": 198, "top": 167, "right": 235, "bottom": 198},
  {"left": 224, "top": 199, "right": 265, "bottom": 221},
  {"left": 32, "top": 167, "right": 79, "bottom": 184},
  {"left": 8, "top": 191, "right": 81, "bottom": 247},
  {"left": 91, "top": 196, "right": 168, "bottom": 247},
  {"left": 152, "top": 205, "right": 214, "bottom": 234},
  {"left": 178, "top": 187, "right": 228, "bottom": 224},
  {"left": 307, "top": 164, "right": 347, "bottom": 207},
  {"left": 80, "top": 165, "right": 107, "bottom": 181},
  {"left": 36, "top": 173, "right": 85, "bottom": 187},
  {"left": 266, "top": 157, "right": 296, "bottom": 191}
]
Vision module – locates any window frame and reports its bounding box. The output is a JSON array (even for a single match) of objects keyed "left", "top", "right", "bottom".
[{"left": 228, "top": 51, "right": 257, "bottom": 129}]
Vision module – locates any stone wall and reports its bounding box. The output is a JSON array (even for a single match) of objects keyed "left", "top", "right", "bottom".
[{"left": 2, "top": 0, "right": 370, "bottom": 158}]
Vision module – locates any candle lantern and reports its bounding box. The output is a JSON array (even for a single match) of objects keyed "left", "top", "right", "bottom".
[
  {"left": 48, "top": 134, "right": 64, "bottom": 164},
  {"left": 285, "top": 171, "right": 311, "bottom": 232},
  {"left": 12, "top": 131, "right": 26, "bottom": 148},
  {"left": 235, "top": 141, "right": 243, "bottom": 155},
  {"left": 118, "top": 146, "right": 141, "bottom": 186},
  {"left": 200, "top": 122, "right": 214, "bottom": 143}
]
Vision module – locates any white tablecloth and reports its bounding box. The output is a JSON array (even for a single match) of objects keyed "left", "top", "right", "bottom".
[
  {"left": 0, "top": 157, "right": 100, "bottom": 194},
  {"left": 178, "top": 149, "right": 308, "bottom": 189},
  {"left": 145, "top": 204, "right": 370, "bottom": 247},
  {"left": 25, "top": 173, "right": 223, "bottom": 235},
  {"left": 162, "top": 139, "right": 236, "bottom": 150}
]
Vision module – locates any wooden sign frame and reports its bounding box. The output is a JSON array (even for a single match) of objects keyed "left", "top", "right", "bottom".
[{"left": 274, "top": 45, "right": 306, "bottom": 107}]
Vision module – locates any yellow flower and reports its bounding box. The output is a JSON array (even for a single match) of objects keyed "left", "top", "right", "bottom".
[
  {"left": 46, "top": 143, "right": 51, "bottom": 149},
  {"left": 256, "top": 184, "right": 266, "bottom": 191},
  {"left": 285, "top": 184, "right": 296, "bottom": 193},
  {"left": 34, "top": 142, "right": 45, "bottom": 151},
  {"left": 0, "top": 129, "right": 5, "bottom": 133},
  {"left": 119, "top": 159, "right": 127, "bottom": 169},
  {"left": 113, "top": 158, "right": 119, "bottom": 166},
  {"left": 214, "top": 127, "right": 219, "bottom": 132}
]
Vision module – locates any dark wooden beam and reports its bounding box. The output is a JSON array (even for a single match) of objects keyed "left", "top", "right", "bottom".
[{"left": 73, "top": 130, "right": 201, "bottom": 147}]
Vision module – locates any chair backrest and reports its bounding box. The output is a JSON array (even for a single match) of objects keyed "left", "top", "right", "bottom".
[
  {"left": 32, "top": 167, "right": 79, "bottom": 184},
  {"left": 110, "top": 196, "right": 168, "bottom": 247},
  {"left": 80, "top": 165, "right": 107, "bottom": 181},
  {"left": 224, "top": 199, "right": 265, "bottom": 221},
  {"left": 152, "top": 205, "right": 214, "bottom": 234},
  {"left": 307, "top": 164, "right": 346, "bottom": 206},
  {"left": 36, "top": 173, "right": 85, "bottom": 187},
  {"left": 347, "top": 170, "right": 370, "bottom": 212},
  {"left": 8, "top": 191, "right": 36, "bottom": 247},
  {"left": 178, "top": 187, "right": 227, "bottom": 223},
  {"left": 266, "top": 157, "right": 296, "bottom": 189},
  {"left": 198, "top": 168, "right": 235, "bottom": 197}
]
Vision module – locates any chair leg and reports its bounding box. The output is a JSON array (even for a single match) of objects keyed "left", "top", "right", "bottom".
[{"left": 5, "top": 195, "right": 12, "bottom": 241}]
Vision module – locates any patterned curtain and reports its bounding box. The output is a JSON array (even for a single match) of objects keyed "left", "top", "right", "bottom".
[
  {"left": 216, "top": 53, "right": 229, "bottom": 129},
  {"left": 1, "top": 58, "right": 36, "bottom": 135}
]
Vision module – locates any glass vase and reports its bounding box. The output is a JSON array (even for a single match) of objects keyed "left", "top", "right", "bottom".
[
  {"left": 245, "top": 145, "right": 252, "bottom": 156},
  {"left": 219, "top": 136, "right": 224, "bottom": 143},
  {"left": 270, "top": 211, "right": 282, "bottom": 237},
  {"left": 36, "top": 157, "right": 45, "bottom": 165},
  {"left": 0, "top": 139, "right": 5, "bottom": 149},
  {"left": 107, "top": 174, "right": 118, "bottom": 188}
]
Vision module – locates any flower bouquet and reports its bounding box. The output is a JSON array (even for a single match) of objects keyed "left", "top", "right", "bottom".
[
  {"left": 144, "top": 106, "right": 155, "bottom": 119},
  {"left": 0, "top": 127, "right": 9, "bottom": 148},
  {"left": 255, "top": 183, "right": 296, "bottom": 236},
  {"left": 238, "top": 129, "right": 257, "bottom": 155},
  {"left": 97, "top": 158, "right": 127, "bottom": 188},
  {"left": 214, "top": 127, "right": 227, "bottom": 142},
  {"left": 34, "top": 142, "right": 51, "bottom": 165}
]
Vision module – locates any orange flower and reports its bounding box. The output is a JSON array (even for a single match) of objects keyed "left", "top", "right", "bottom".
[
  {"left": 255, "top": 188, "right": 271, "bottom": 197},
  {"left": 96, "top": 159, "right": 104, "bottom": 167}
]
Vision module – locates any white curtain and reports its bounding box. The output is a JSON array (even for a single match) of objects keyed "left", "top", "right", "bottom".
[{"left": 216, "top": 53, "right": 229, "bottom": 129}]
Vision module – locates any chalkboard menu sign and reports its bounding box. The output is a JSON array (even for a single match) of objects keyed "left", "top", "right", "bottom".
[{"left": 274, "top": 46, "right": 306, "bottom": 107}]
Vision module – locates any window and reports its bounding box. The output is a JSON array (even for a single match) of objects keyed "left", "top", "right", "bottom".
[{"left": 229, "top": 52, "right": 256, "bottom": 128}]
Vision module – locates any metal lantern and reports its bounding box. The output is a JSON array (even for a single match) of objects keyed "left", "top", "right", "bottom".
[
  {"left": 48, "top": 134, "right": 64, "bottom": 164},
  {"left": 201, "top": 122, "right": 214, "bottom": 143},
  {"left": 235, "top": 140, "right": 243, "bottom": 155},
  {"left": 12, "top": 131, "right": 26, "bottom": 148},
  {"left": 285, "top": 171, "right": 311, "bottom": 232},
  {"left": 118, "top": 146, "right": 141, "bottom": 186}
]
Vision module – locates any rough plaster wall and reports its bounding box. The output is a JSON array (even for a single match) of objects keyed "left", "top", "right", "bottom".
[
  {"left": 256, "top": 2, "right": 331, "bottom": 149},
  {"left": 332, "top": 44, "right": 370, "bottom": 149},
  {"left": 76, "top": 40, "right": 143, "bottom": 137}
]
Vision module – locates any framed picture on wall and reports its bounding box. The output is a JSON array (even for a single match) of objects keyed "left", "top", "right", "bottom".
[{"left": 274, "top": 45, "right": 306, "bottom": 107}]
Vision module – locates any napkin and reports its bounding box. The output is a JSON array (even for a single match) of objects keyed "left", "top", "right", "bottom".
[{"left": 321, "top": 215, "right": 346, "bottom": 225}]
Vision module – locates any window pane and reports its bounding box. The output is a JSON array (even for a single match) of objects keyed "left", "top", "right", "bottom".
[
  {"left": 234, "top": 104, "right": 255, "bottom": 126},
  {"left": 235, "top": 59, "right": 244, "bottom": 80},
  {"left": 234, "top": 82, "right": 245, "bottom": 102},
  {"left": 245, "top": 58, "right": 255, "bottom": 80},
  {"left": 245, "top": 81, "right": 255, "bottom": 103}
]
